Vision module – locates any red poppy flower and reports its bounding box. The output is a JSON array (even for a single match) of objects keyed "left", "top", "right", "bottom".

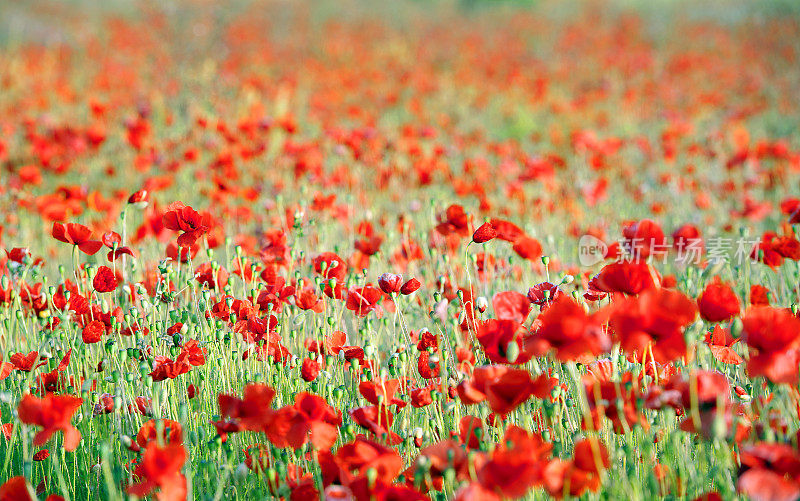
[
  {"left": 149, "top": 356, "right": 190, "bottom": 382},
  {"left": 323, "top": 330, "right": 347, "bottom": 355},
  {"left": 750, "top": 284, "right": 771, "bottom": 306},
  {"left": 589, "top": 261, "right": 658, "bottom": 295},
  {"left": 6, "top": 247, "right": 33, "bottom": 264},
  {"left": 295, "top": 287, "right": 324, "bottom": 312},
  {"left": 608, "top": 288, "right": 697, "bottom": 363},
  {"left": 52, "top": 222, "right": 102, "bottom": 255},
  {"left": 400, "top": 278, "right": 421, "bottom": 295},
  {"left": 17, "top": 394, "right": 83, "bottom": 451},
  {"left": 128, "top": 189, "right": 149, "bottom": 206},
  {"left": 485, "top": 369, "right": 540, "bottom": 416},
  {"left": 107, "top": 246, "right": 135, "bottom": 262},
  {"left": 0, "top": 362, "right": 13, "bottom": 380},
  {"left": 337, "top": 436, "right": 403, "bottom": 480},
  {"left": 218, "top": 384, "right": 290, "bottom": 441},
  {"left": 458, "top": 416, "right": 484, "bottom": 449},
  {"left": 572, "top": 437, "right": 611, "bottom": 475},
  {"left": 512, "top": 236, "right": 543, "bottom": 261},
  {"left": 544, "top": 438, "right": 610, "bottom": 497},
  {"left": 194, "top": 262, "right": 229, "bottom": 290},
  {"left": 417, "top": 351, "right": 441, "bottom": 379},
  {"left": 477, "top": 319, "right": 531, "bottom": 365},
  {"left": 301, "top": 358, "right": 320, "bottom": 382},
  {"left": 672, "top": 224, "right": 703, "bottom": 253},
  {"left": 378, "top": 273, "right": 403, "bottom": 294},
  {"left": 409, "top": 385, "right": 434, "bottom": 408},
  {"left": 166, "top": 241, "right": 198, "bottom": 263},
  {"left": 127, "top": 443, "right": 187, "bottom": 501},
  {"left": 526, "top": 295, "right": 610, "bottom": 362},
  {"left": 472, "top": 222, "right": 498, "bottom": 243},
  {"left": 346, "top": 285, "right": 383, "bottom": 317},
  {"left": 705, "top": 325, "right": 743, "bottom": 365},
  {"left": 435, "top": 204, "right": 471, "bottom": 237},
  {"left": 751, "top": 232, "right": 787, "bottom": 268},
  {"left": 409, "top": 439, "right": 471, "bottom": 490},
  {"left": 477, "top": 426, "right": 552, "bottom": 498},
  {"left": 741, "top": 306, "right": 800, "bottom": 384},
  {"left": 180, "top": 340, "right": 206, "bottom": 366},
  {"left": 738, "top": 443, "right": 800, "bottom": 501},
  {"left": 622, "top": 219, "right": 667, "bottom": 259},
  {"left": 355, "top": 235, "right": 383, "bottom": 256},
  {"left": 161, "top": 201, "right": 212, "bottom": 247},
  {"left": 359, "top": 379, "right": 406, "bottom": 408},
  {"left": 101, "top": 231, "right": 122, "bottom": 248},
  {"left": 739, "top": 469, "right": 800, "bottom": 501},
  {"left": 313, "top": 252, "right": 347, "bottom": 281},
  {"left": 492, "top": 291, "right": 531, "bottom": 323},
  {"left": 489, "top": 219, "right": 525, "bottom": 242},
  {"left": 772, "top": 235, "right": 800, "bottom": 261},
  {"left": 93, "top": 265, "right": 119, "bottom": 293},
  {"left": 527, "top": 282, "right": 562, "bottom": 307},
  {"left": 697, "top": 277, "right": 739, "bottom": 322},
  {"left": 82, "top": 320, "right": 105, "bottom": 344},
  {"left": 349, "top": 405, "right": 400, "bottom": 443},
  {"left": 277, "top": 392, "right": 342, "bottom": 450},
  {"left": 10, "top": 351, "right": 45, "bottom": 372},
  {"left": 136, "top": 419, "right": 183, "bottom": 448},
  {"left": 457, "top": 365, "right": 550, "bottom": 416},
  {"left": 0, "top": 477, "right": 34, "bottom": 501}
]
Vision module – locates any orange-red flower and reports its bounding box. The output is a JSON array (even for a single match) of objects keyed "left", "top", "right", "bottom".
[
  {"left": 161, "top": 201, "right": 212, "bottom": 247},
  {"left": 472, "top": 222, "right": 498, "bottom": 243},
  {"left": 92, "top": 265, "right": 118, "bottom": 293},
  {"left": 17, "top": 394, "right": 83, "bottom": 451},
  {"left": 741, "top": 306, "right": 800, "bottom": 384},
  {"left": 52, "top": 222, "right": 102, "bottom": 255},
  {"left": 477, "top": 319, "right": 531, "bottom": 365},
  {"left": 589, "top": 261, "right": 658, "bottom": 296},
  {"left": 526, "top": 295, "right": 610, "bottom": 362},
  {"left": 278, "top": 392, "right": 342, "bottom": 450},
  {"left": 608, "top": 288, "right": 697, "bottom": 363},
  {"left": 697, "top": 278, "right": 739, "bottom": 323},
  {"left": 127, "top": 443, "right": 187, "bottom": 501}
]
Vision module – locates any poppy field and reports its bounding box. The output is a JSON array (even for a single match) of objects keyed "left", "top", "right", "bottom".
[{"left": 2, "top": 0, "right": 800, "bottom": 499}]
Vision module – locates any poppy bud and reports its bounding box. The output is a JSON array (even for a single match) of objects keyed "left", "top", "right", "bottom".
[
  {"left": 730, "top": 317, "right": 743, "bottom": 338},
  {"left": 505, "top": 342, "right": 520, "bottom": 363},
  {"left": 377, "top": 273, "right": 403, "bottom": 294},
  {"left": 122, "top": 435, "right": 140, "bottom": 452},
  {"left": 127, "top": 189, "right": 149, "bottom": 208},
  {"left": 400, "top": 278, "right": 421, "bottom": 295},
  {"left": 472, "top": 222, "right": 497, "bottom": 243}
]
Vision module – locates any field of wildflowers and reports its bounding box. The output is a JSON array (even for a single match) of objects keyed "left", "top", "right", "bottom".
[{"left": 1, "top": 0, "right": 800, "bottom": 499}]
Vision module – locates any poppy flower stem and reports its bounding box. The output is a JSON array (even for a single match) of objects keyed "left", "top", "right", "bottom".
[{"left": 121, "top": 206, "right": 128, "bottom": 282}]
